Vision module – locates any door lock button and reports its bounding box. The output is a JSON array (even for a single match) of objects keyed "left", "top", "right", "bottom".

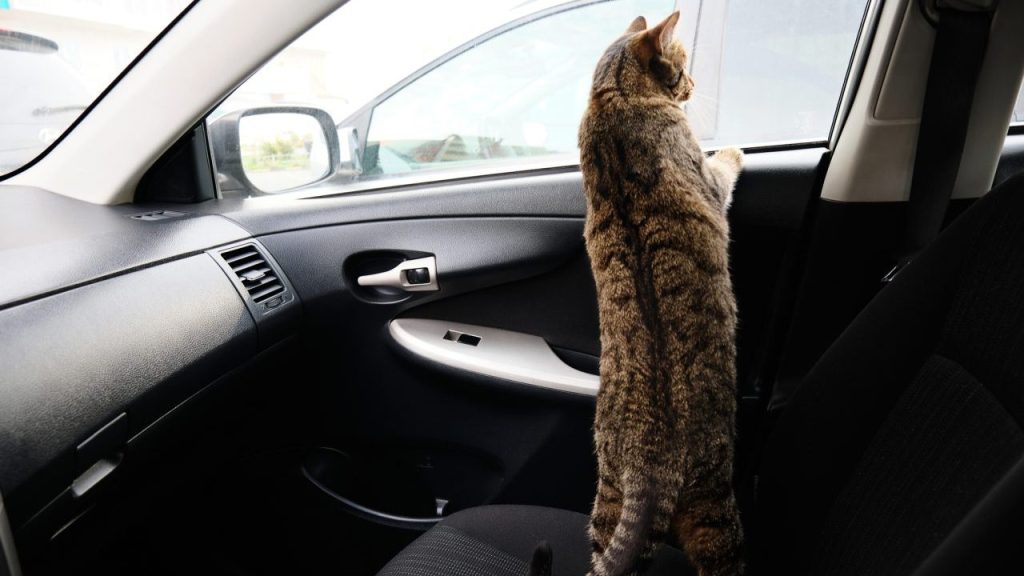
[{"left": 405, "top": 267, "right": 431, "bottom": 285}]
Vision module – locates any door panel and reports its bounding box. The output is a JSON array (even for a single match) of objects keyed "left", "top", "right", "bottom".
[
  {"left": 258, "top": 216, "right": 595, "bottom": 519},
  {"left": 248, "top": 147, "right": 826, "bottom": 534},
  {"left": 0, "top": 146, "right": 827, "bottom": 576},
  {"left": 409, "top": 252, "right": 601, "bottom": 359}
]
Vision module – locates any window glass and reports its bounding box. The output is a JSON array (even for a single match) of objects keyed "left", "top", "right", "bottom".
[
  {"left": 704, "top": 0, "right": 868, "bottom": 147},
  {"left": 362, "top": 0, "right": 674, "bottom": 180},
  {"left": 0, "top": 0, "right": 192, "bottom": 177},
  {"left": 210, "top": 0, "right": 870, "bottom": 196}
]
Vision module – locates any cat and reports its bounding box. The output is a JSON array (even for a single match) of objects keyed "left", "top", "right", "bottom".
[{"left": 529, "top": 11, "right": 745, "bottom": 576}]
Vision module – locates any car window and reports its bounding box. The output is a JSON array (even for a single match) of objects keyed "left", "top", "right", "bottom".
[
  {"left": 363, "top": 0, "right": 867, "bottom": 181},
  {"left": 360, "top": 0, "right": 677, "bottom": 181},
  {"left": 704, "top": 0, "right": 868, "bottom": 147},
  {"left": 209, "top": 0, "right": 870, "bottom": 196},
  {"left": 0, "top": 0, "right": 193, "bottom": 177}
]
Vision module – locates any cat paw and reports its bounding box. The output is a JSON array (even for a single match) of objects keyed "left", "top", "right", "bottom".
[{"left": 713, "top": 147, "right": 744, "bottom": 171}]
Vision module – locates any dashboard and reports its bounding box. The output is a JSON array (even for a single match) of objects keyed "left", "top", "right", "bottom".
[{"left": 0, "top": 186, "right": 300, "bottom": 562}]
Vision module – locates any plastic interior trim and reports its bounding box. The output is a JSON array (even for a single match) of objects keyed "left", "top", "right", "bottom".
[
  {"left": 300, "top": 459, "right": 441, "bottom": 532},
  {"left": 830, "top": 0, "right": 886, "bottom": 149},
  {"left": 824, "top": 0, "right": 1024, "bottom": 202},
  {"left": 389, "top": 318, "right": 600, "bottom": 397}
]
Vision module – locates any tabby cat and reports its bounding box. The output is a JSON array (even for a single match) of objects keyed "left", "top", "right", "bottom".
[{"left": 530, "top": 11, "right": 745, "bottom": 576}]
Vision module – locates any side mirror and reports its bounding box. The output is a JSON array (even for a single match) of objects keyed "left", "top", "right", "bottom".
[{"left": 209, "top": 106, "right": 341, "bottom": 195}]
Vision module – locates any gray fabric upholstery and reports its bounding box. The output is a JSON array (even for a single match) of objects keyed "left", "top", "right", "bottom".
[
  {"left": 814, "top": 354, "right": 1024, "bottom": 574},
  {"left": 378, "top": 525, "right": 527, "bottom": 576},
  {"left": 377, "top": 505, "right": 694, "bottom": 576},
  {"left": 757, "top": 173, "right": 1024, "bottom": 574}
]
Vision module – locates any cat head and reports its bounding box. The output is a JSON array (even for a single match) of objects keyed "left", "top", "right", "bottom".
[{"left": 591, "top": 11, "right": 693, "bottom": 102}]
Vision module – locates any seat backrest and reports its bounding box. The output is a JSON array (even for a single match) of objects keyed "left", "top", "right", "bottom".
[{"left": 755, "top": 173, "right": 1024, "bottom": 574}]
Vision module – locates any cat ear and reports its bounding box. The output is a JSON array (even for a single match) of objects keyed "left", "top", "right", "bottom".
[
  {"left": 626, "top": 16, "right": 647, "bottom": 34},
  {"left": 648, "top": 11, "right": 680, "bottom": 54}
]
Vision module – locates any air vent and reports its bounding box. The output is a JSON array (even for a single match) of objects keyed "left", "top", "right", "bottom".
[{"left": 220, "top": 245, "right": 286, "bottom": 304}]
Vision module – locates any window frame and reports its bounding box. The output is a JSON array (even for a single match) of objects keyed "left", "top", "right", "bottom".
[
  {"left": 249, "top": 0, "right": 883, "bottom": 199},
  {"left": 828, "top": 0, "right": 884, "bottom": 149}
]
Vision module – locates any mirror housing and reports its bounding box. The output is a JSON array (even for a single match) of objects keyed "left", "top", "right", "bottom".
[{"left": 209, "top": 106, "right": 341, "bottom": 196}]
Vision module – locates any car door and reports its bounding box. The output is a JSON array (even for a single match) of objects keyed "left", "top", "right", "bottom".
[{"left": 189, "top": 0, "right": 872, "bottom": 572}]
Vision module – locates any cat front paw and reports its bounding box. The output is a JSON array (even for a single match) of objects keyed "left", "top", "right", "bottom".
[{"left": 713, "top": 147, "right": 744, "bottom": 171}]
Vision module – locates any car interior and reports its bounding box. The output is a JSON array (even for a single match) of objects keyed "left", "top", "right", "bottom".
[{"left": 2, "top": 0, "right": 1024, "bottom": 575}]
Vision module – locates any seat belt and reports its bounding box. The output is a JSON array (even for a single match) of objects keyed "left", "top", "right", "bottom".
[{"left": 883, "top": 0, "right": 996, "bottom": 283}]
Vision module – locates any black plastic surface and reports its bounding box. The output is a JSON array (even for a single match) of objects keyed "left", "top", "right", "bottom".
[
  {"left": 257, "top": 216, "right": 599, "bottom": 512},
  {"left": 0, "top": 185, "right": 249, "bottom": 310},
  {"left": 0, "top": 254, "right": 257, "bottom": 526},
  {"left": 302, "top": 446, "right": 460, "bottom": 530},
  {"left": 259, "top": 217, "right": 586, "bottom": 309},
  {"left": 202, "top": 169, "right": 588, "bottom": 236},
  {"left": 134, "top": 122, "right": 217, "bottom": 204},
  {"left": 187, "top": 149, "right": 826, "bottom": 238},
  {"left": 76, "top": 413, "right": 128, "bottom": 474},
  {"left": 551, "top": 346, "right": 600, "bottom": 375}
]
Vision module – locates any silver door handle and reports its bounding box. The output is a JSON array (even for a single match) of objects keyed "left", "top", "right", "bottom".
[{"left": 357, "top": 256, "right": 439, "bottom": 292}]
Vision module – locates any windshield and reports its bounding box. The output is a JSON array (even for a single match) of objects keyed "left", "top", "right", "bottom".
[{"left": 0, "top": 0, "right": 193, "bottom": 177}]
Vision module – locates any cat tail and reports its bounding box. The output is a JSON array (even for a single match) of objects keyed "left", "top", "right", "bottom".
[
  {"left": 589, "top": 476, "right": 657, "bottom": 576},
  {"left": 526, "top": 540, "right": 553, "bottom": 576}
]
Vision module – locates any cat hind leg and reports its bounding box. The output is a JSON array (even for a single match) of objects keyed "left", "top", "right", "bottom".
[
  {"left": 589, "top": 478, "right": 624, "bottom": 561},
  {"left": 673, "top": 491, "right": 744, "bottom": 576}
]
